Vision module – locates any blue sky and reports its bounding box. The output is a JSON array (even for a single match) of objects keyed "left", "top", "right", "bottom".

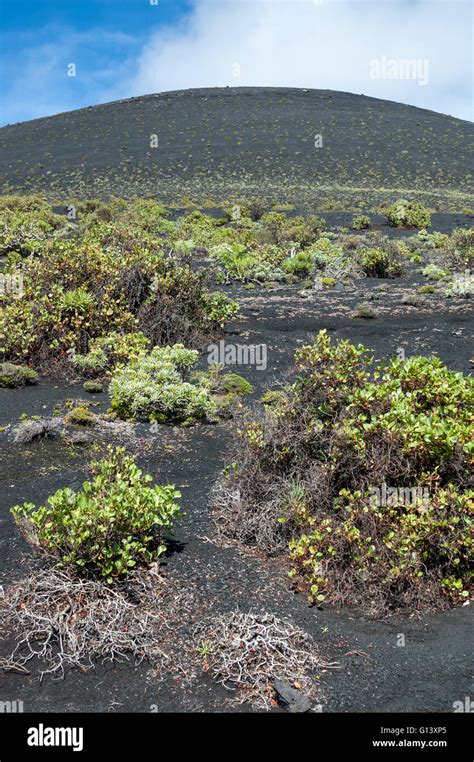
[{"left": 1, "top": 0, "right": 472, "bottom": 125}]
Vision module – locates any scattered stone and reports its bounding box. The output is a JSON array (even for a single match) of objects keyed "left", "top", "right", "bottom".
[
  {"left": 11, "top": 418, "right": 63, "bottom": 444},
  {"left": 272, "top": 679, "right": 313, "bottom": 713},
  {"left": 0, "top": 363, "right": 37, "bottom": 389},
  {"left": 64, "top": 431, "right": 93, "bottom": 446}
]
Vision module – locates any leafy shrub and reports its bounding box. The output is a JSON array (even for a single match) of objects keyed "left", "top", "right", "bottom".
[
  {"left": 279, "top": 215, "right": 326, "bottom": 247},
  {"left": 441, "top": 228, "right": 474, "bottom": 269},
  {"left": 74, "top": 332, "right": 151, "bottom": 377},
  {"left": 233, "top": 197, "right": 270, "bottom": 222},
  {"left": 358, "top": 247, "right": 402, "bottom": 278},
  {"left": 0, "top": 196, "right": 65, "bottom": 256},
  {"left": 202, "top": 292, "right": 239, "bottom": 325},
  {"left": 401, "top": 293, "right": 425, "bottom": 307},
  {"left": 219, "top": 373, "right": 253, "bottom": 396},
  {"left": 385, "top": 200, "right": 431, "bottom": 229},
  {"left": 109, "top": 344, "right": 217, "bottom": 424},
  {"left": 59, "top": 288, "right": 95, "bottom": 314},
  {"left": 211, "top": 243, "right": 257, "bottom": 281},
  {"left": 259, "top": 213, "right": 325, "bottom": 247},
  {"left": 321, "top": 277, "right": 336, "bottom": 289},
  {"left": 0, "top": 231, "right": 231, "bottom": 371},
  {"left": 352, "top": 214, "right": 371, "bottom": 230},
  {"left": 251, "top": 262, "right": 286, "bottom": 283},
  {"left": 289, "top": 485, "right": 472, "bottom": 608},
  {"left": 11, "top": 447, "right": 182, "bottom": 581},
  {"left": 215, "top": 332, "right": 473, "bottom": 613},
  {"left": 445, "top": 271, "right": 474, "bottom": 298},
  {"left": 421, "top": 264, "right": 450, "bottom": 281},
  {"left": 283, "top": 251, "right": 316, "bottom": 278}
]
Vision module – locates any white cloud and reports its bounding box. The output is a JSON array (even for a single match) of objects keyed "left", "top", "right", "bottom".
[
  {"left": 120, "top": 0, "right": 473, "bottom": 121},
  {"left": 2, "top": 1, "right": 472, "bottom": 125}
]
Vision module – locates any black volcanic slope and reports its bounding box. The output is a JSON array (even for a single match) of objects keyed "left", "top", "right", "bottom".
[{"left": 0, "top": 87, "right": 473, "bottom": 207}]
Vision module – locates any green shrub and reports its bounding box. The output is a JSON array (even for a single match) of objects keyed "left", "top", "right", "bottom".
[
  {"left": 202, "top": 292, "right": 239, "bottom": 325},
  {"left": 215, "top": 332, "right": 473, "bottom": 613},
  {"left": 251, "top": 262, "right": 286, "bottom": 283},
  {"left": 59, "top": 288, "right": 95, "bottom": 314},
  {"left": 358, "top": 247, "right": 402, "bottom": 278},
  {"left": 401, "top": 293, "right": 425, "bottom": 307},
  {"left": 259, "top": 213, "right": 325, "bottom": 247},
  {"left": 0, "top": 362, "right": 37, "bottom": 388},
  {"left": 11, "top": 447, "right": 182, "bottom": 581},
  {"left": 109, "top": 344, "right": 216, "bottom": 423},
  {"left": 74, "top": 332, "right": 151, "bottom": 377},
  {"left": 0, "top": 196, "right": 65, "bottom": 256},
  {"left": 445, "top": 272, "right": 474, "bottom": 298},
  {"left": 289, "top": 484, "right": 472, "bottom": 608},
  {"left": 0, "top": 231, "right": 230, "bottom": 370},
  {"left": 352, "top": 214, "right": 371, "bottom": 230},
  {"left": 442, "top": 228, "right": 474, "bottom": 269},
  {"left": 385, "top": 200, "right": 431, "bottom": 229},
  {"left": 279, "top": 215, "right": 326, "bottom": 247},
  {"left": 421, "top": 264, "right": 450, "bottom": 281},
  {"left": 282, "top": 251, "right": 316, "bottom": 278},
  {"left": 211, "top": 243, "right": 257, "bottom": 281},
  {"left": 321, "top": 277, "right": 336, "bottom": 289}
]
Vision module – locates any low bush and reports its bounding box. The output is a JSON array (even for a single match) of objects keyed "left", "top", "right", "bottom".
[
  {"left": 445, "top": 271, "right": 474, "bottom": 298},
  {"left": 283, "top": 251, "right": 316, "bottom": 278},
  {"left": 0, "top": 196, "right": 65, "bottom": 256},
  {"left": 441, "top": 228, "right": 474, "bottom": 269},
  {"left": 109, "top": 344, "right": 217, "bottom": 424},
  {"left": 385, "top": 200, "right": 431, "bottom": 229},
  {"left": 65, "top": 405, "right": 97, "bottom": 427},
  {"left": 202, "top": 291, "right": 239, "bottom": 325},
  {"left": 214, "top": 331, "right": 473, "bottom": 614},
  {"left": 11, "top": 447, "right": 182, "bottom": 581},
  {"left": 358, "top": 247, "right": 402, "bottom": 278},
  {"left": 0, "top": 234, "right": 232, "bottom": 371},
  {"left": 421, "top": 264, "right": 450, "bottom": 281},
  {"left": 352, "top": 214, "right": 371, "bottom": 230},
  {"left": 351, "top": 303, "right": 378, "bottom": 319},
  {"left": 74, "top": 332, "right": 151, "bottom": 377}
]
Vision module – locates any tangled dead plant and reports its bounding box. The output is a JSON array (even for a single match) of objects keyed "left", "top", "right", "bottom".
[
  {"left": 0, "top": 565, "right": 188, "bottom": 680},
  {"left": 193, "top": 610, "right": 334, "bottom": 710}
]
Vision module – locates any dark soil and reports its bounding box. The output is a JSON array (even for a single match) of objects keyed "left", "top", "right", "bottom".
[
  {"left": 1, "top": 87, "right": 473, "bottom": 209},
  {"left": 0, "top": 272, "right": 472, "bottom": 713}
]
